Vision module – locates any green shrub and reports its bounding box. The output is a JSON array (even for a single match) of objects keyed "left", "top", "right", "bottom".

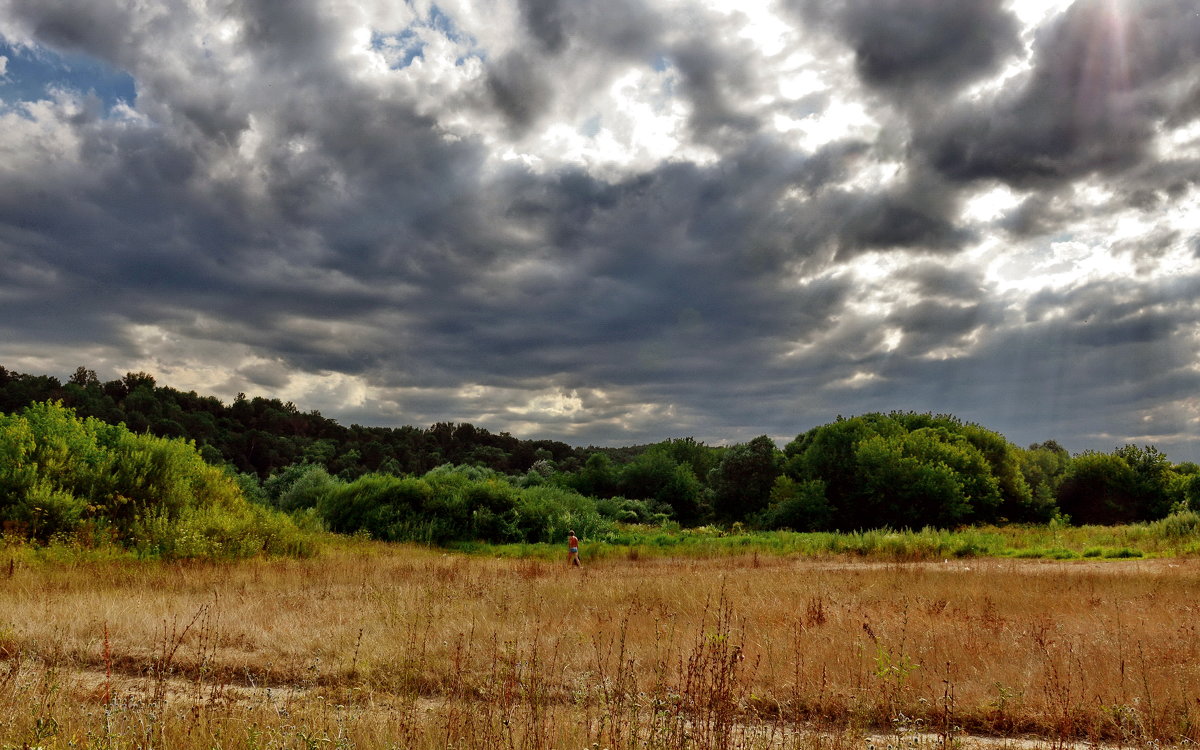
[
  {"left": 516, "top": 485, "right": 610, "bottom": 543},
  {"left": 1103, "top": 547, "right": 1142, "bottom": 559},
  {"left": 754, "top": 477, "right": 832, "bottom": 531},
  {"left": 0, "top": 401, "right": 312, "bottom": 558},
  {"left": 319, "top": 474, "right": 435, "bottom": 539},
  {"left": 1150, "top": 509, "right": 1200, "bottom": 540}
]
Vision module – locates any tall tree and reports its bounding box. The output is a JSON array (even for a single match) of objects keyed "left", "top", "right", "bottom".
[
  {"left": 1057, "top": 451, "right": 1139, "bottom": 525},
  {"left": 618, "top": 449, "right": 704, "bottom": 524},
  {"left": 710, "top": 435, "right": 782, "bottom": 523}
]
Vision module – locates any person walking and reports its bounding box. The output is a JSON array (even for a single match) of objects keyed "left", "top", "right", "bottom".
[{"left": 567, "top": 530, "right": 581, "bottom": 567}]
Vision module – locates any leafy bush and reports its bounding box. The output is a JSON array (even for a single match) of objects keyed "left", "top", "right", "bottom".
[
  {"left": 0, "top": 401, "right": 310, "bottom": 557},
  {"left": 463, "top": 479, "right": 521, "bottom": 542},
  {"left": 268, "top": 464, "right": 341, "bottom": 512},
  {"left": 319, "top": 474, "right": 435, "bottom": 539},
  {"left": 1151, "top": 509, "right": 1200, "bottom": 539},
  {"left": 309, "top": 466, "right": 617, "bottom": 545},
  {"left": 516, "top": 485, "right": 610, "bottom": 543},
  {"left": 754, "top": 477, "right": 832, "bottom": 531},
  {"left": 594, "top": 495, "right": 671, "bottom": 525}
]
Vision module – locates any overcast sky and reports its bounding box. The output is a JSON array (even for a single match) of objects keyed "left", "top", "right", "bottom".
[{"left": 1, "top": 0, "right": 1198, "bottom": 459}]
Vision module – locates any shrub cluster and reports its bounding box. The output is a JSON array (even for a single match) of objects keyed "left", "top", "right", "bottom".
[
  {"left": 263, "top": 463, "right": 619, "bottom": 545},
  {"left": 7, "top": 374, "right": 1200, "bottom": 543},
  {"left": 0, "top": 401, "right": 312, "bottom": 557}
]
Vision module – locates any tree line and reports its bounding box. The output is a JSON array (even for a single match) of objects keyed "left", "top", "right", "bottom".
[
  {"left": 0, "top": 366, "right": 578, "bottom": 478},
  {"left": 2, "top": 365, "right": 1198, "bottom": 547}
]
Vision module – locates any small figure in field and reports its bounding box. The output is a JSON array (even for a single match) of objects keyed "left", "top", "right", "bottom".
[{"left": 567, "top": 530, "right": 581, "bottom": 567}]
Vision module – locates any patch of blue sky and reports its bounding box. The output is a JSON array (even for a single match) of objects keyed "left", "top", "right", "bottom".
[
  {"left": 427, "top": 5, "right": 472, "bottom": 47},
  {"left": 0, "top": 39, "right": 136, "bottom": 110},
  {"left": 371, "top": 29, "right": 426, "bottom": 69},
  {"left": 369, "top": 4, "right": 481, "bottom": 70}
]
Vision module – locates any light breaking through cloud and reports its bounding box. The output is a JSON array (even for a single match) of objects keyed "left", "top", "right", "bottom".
[{"left": 0, "top": 0, "right": 1197, "bottom": 458}]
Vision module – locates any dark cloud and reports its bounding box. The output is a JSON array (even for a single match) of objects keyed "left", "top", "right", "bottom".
[
  {"left": 1026, "top": 274, "right": 1200, "bottom": 332},
  {"left": 669, "top": 37, "right": 761, "bottom": 141},
  {"left": 418, "top": 142, "right": 854, "bottom": 386},
  {"left": 486, "top": 51, "right": 554, "bottom": 134},
  {"left": 487, "top": 0, "right": 667, "bottom": 135},
  {"left": 921, "top": 0, "right": 1200, "bottom": 187},
  {"left": 1113, "top": 228, "right": 1180, "bottom": 273},
  {"left": 1073, "top": 313, "right": 1178, "bottom": 348},
  {"left": 1, "top": 0, "right": 1198, "bottom": 460},
  {"left": 834, "top": 192, "right": 971, "bottom": 255},
  {"left": 885, "top": 300, "right": 992, "bottom": 353},
  {"left": 238, "top": 360, "right": 292, "bottom": 390},
  {"left": 521, "top": 0, "right": 662, "bottom": 60},
  {"left": 829, "top": 272, "right": 1200, "bottom": 454},
  {"left": 999, "top": 194, "right": 1082, "bottom": 237},
  {"left": 237, "top": 0, "right": 347, "bottom": 78},
  {"left": 11, "top": 0, "right": 135, "bottom": 60},
  {"left": 895, "top": 263, "right": 985, "bottom": 302},
  {"left": 835, "top": 0, "right": 1021, "bottom": 93},
  {"left": 813, "top": 169, "right": 975, "bottom": 257},
  {"left": 518, "top": 0, "right": 569, "bottom": 54}
]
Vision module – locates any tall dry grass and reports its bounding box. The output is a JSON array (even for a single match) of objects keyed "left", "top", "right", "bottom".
[{"left": 1, "top": 541, "right": 1198, "bottom": 748}]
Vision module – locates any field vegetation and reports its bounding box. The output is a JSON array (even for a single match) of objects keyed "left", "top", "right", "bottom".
[
  {"left": 470, "top": 511, "right": 1200, "bottom": 562},
  {"left": 3, "top": 367, "right": 1199, "bottom": 550},
  {"left": 2, "top": 541, "right": 1199, "bottom": 749},
  {"left": 4, "top": 367, "right": 1200, "bottom": 748},
  {"left": 5, "top": 394, "right": 1199, "bottom": 564},
  {"left": 0, "top": 401, "right": 312, "bottom": 557}
]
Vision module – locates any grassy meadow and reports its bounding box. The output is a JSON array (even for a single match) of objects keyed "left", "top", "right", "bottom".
[
  {"left": 469, "top": 512, "right": 1200, "bottom": 562},
  {"left": 3, "top": 532, "right": 1200, "bottom": 749}
]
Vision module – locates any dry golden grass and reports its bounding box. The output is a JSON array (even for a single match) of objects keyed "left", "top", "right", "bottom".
[{"left": 1, "top": 542, "right": 1198, "bottom": 749}]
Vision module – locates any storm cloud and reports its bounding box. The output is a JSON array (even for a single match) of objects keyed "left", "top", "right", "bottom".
[
  {"left": 921, "top": 0, "right": 1200, "bottom": 187},
  {"left": 794, "top": 0, "right": 1023, "bottom": 95},
  {"left": 0, "top": 0, "right": 1198, "bottom": 460}
]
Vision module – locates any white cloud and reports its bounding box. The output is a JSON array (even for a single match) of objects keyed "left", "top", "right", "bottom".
[{"left": 962, "top": 185, "right": 1023, "bottom": 224}]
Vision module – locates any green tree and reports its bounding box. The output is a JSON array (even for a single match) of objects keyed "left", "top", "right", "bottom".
[
  {"left": 851, "top": 431, "right": 980, "bottom": 529},
  {"left": 462, "top": 479, "right": 521, "bottom": 542},
  {"left": 755, "top": 476, "right": 832, "bottom": 530},
  {"left": 889, "top": 413, "right": 1032, "bottom": 522},
  {"left": 618, "top": 449, "right": 704, "bottom": 524},
  {"left": 515, "top": 485, "right": 608, "bottom": 543},
  {"left": 69, "top": 367, "right": 100, "bottom": 388},
  {"left": 1019, "top": 441, "right": 1070, "bottom": 520},
  {"left": 785, "top": 414, "right": 904, "bottom": 516},
  {"left": 1168, "top": 464, "right": 1200, "bottom": 510},
  {"left": 265, "top": 463, "right": 340, "bottom": 512},
  {"left": 571, "top": 452, "right": 619, "bottom": 498},
  {"left": 710, "top": 435, "right": 782, "bottom": 523},
  {"left": 318, "top": 474, "right": 436, "bottom": 540},
  {"left": 1057, "top": 452, "right": 1138, "bottom": 525},
  {"left": 1114, "top": 444, "right": 1173, "bottom": 520},
  {"left": 785, "top": 414, "right": 1009, "bottom": 530},
  {"left": 659, "top": 438, "right": 721, "bottom": 484}
]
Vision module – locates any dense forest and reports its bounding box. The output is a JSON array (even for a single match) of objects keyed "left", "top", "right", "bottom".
[
  {"left": 0, "top": 366, "right": 579, "bottom": 477},
  {"left": 1, "top": 365, "right": 1199, "bottom": 554}
]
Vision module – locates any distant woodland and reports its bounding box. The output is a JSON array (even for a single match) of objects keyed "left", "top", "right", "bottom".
[
  {"left": 0, "top": 366, "right": 579, "bottom": 478},
  {"left": 1, "top": 364, "right": 1198, "bottom": 554}
]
